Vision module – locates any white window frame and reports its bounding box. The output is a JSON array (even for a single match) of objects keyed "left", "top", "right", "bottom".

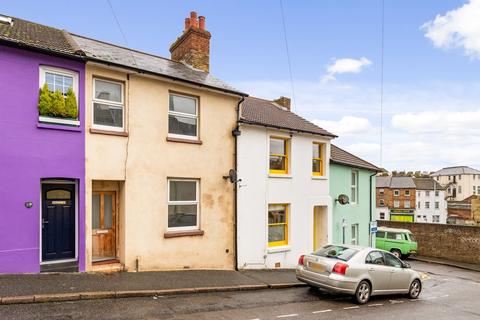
[
  {"left": 458, "top": 186, "right": 462, "bottom": 194},
  {"left": 351, "top": 171, "right": 358, "bottom": 204},
  {"left": 39, "top": 66, "right": 79, "bottom": 126},
  {"left": 405, "top": 201, "right": 410, "bottom": 208},
  {"left": 393, "top": 200, "right": 400, "bottom": 208},
  {"left": 351, "top": 224, "right": 359, "bottom": 245},
  {"left": 168, "top": 93, "right": 199, "bottom": 140},
  {"left": 379, "top": 199, "right": 385, "bottom": 206},
  {"left": 425, "top": 201, "right": 430, "bottom": 209},
  {"left": 92, "top": 78, "right": 125, "bottom": 132},
  {"left": 380, "top": 212, "right": 385, "bottom": 220},
  {"left": 405, "top": 190, "right": 410, "bottom": 197},
  {"left": 433, "top": 215, "right": 440, "bottom": 223},
  {"left": 394, "top": 190, "right": 400, "bottom": 197},
  {"left": 379, "top": 188, "right": 384, "bottom": 195},
  {"left": 167, "top": 179, "right": 200, "bottom": 232}
]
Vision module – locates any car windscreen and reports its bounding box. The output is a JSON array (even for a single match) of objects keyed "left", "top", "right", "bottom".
[
  {"left": 313, "top": 245, "right": 359, "bottom": 261},
  {"left": 408, "top": 233, "right": 416, "bottom": 242}
]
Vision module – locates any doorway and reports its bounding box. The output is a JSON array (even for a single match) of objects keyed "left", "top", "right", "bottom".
[
  {"left": 41, "top": 183, "right": 76, "bottom": 262},
  {"left": 313, "top": 206, "right": 328, "bottom": 251},
  {"left": 92, "top": 191, "right": 117, "bottom": 262}
]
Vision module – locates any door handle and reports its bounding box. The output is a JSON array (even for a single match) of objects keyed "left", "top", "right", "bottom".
[{"left": 42, "top": 219, "right": 49, "bottom": 229}]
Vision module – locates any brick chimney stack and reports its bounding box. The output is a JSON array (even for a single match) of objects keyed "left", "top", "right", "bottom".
[
  {"left": 273, "top": 96, "right": 291, "bottom": 111},
  {"left": 170, "top": 11, "right": 211, "bottom": 73}
]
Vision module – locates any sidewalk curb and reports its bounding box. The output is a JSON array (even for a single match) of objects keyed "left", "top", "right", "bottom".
[
  {"left": 0, "top": 283, "right": 307, "bottom": 305},
  {"left": 409, "top": 256, "right": 480, "bottom": 272}
]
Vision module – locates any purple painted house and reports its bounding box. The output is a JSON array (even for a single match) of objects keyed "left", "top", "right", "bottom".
[{"left": 0, "top": 15, "right": 85, "bottom": 273}]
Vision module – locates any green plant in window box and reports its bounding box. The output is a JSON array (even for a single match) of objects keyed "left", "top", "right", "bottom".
[{"left": 38, "top": 84, "right": 78, "bottom": 120}]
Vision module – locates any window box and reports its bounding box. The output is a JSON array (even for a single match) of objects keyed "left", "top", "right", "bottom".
[{"left": 39, "top": 115, "right": 80, "bottom": 127}]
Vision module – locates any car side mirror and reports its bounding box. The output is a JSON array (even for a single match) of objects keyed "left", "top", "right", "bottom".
[{"left": 403, "top": 262, "right": 411, "bottom": 268}]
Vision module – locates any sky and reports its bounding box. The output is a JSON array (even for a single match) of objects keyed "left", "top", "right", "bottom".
[{"left": 2, "top": 0, "right": 480, "bottom": 172}]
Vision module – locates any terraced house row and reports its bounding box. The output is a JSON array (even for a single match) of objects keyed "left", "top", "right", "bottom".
[{"left": 0, "top": 12, "right": 380, "bottom": 274}]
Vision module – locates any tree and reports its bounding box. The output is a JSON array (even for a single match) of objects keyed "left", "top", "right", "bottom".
[
  {"left": 38, "top": 84, "right": 53, "bottom": 116},
  {"left": 64, "top": 88, "right": 78, "bottom": 119},
  {"left": 51, "top": 90, "right": 67, "bottom": 117}
]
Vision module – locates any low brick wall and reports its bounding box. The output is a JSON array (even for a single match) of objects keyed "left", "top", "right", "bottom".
[{"left": 378, "top": 221, "right": 480, "bottom": 264}]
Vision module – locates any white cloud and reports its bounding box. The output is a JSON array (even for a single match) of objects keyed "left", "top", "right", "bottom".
[
  {"left": 313, "top": 116, "right": 376, "bottom": 136},
  {"left": 422, "top": 0, "right": 480, "bottom": 59},
  {"left": 322, "top": 57, "right": 372, "bottom": 82}
]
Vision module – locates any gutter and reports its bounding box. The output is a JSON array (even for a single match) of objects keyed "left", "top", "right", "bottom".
[{"left": 233, "top": 95, "right": 246, "bottom": 271}]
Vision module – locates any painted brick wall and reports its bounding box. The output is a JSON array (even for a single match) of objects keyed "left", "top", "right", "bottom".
[{"left": 378, "top": 220, "right": 480, "bottom": 264}]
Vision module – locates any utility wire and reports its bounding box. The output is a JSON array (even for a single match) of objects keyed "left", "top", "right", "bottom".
[
  {"left": 380, "top": 0, "right": 385, "bottom": 168},
  {"left": 279, "top": 0, "right": 296, "bottom": 112},
  {"left": 106, "top": 0, "right": 137, "bottom": 67}
]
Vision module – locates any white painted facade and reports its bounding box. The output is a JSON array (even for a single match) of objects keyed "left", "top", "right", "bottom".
[
  {"left": 415, "top": 189, "right": 447, "bottom": 223},
  {"left": 237, "top": 125, "right": 332, "bottom": 269},
  {"left": 376, "top": 207, "right": 390, "bottom": 221}
]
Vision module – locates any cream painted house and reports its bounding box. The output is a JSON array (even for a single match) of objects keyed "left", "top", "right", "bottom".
[
  {"left": 72, "top": 12, "right": 245, "bottom": 271},
  {"left": 237, "top": 97, "right": 336, "bottom": 269},
  {"left": 432, "top": 166, "right": 480, "bottom": 201}
]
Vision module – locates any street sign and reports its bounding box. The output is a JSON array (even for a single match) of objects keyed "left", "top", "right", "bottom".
[{"left": 370, "top": 221, "right": 378, "bottom": 234}]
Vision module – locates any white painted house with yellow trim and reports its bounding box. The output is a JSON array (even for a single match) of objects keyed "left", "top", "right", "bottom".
[{"left": 236, "top": 97, "right": 336, "bottom": 269}]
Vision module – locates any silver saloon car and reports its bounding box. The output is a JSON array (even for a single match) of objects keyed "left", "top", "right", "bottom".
[{"left": 296, "top": 244, "right": 422, "bottom": 304}]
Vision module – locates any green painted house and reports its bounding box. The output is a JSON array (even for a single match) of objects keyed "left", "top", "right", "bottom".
[{"left": 329, "top": 145, "right": 380, "bottom": 247}]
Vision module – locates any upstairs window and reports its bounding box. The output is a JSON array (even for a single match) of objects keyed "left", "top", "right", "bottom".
[
  {"left": 435, "top": 202, "right": 439, "bottom": 209},
  {"left": 269, "top": 137, "right": 289, "bottom": 174},
  {"left": 168, "top": 93, "right": 198, "bottom": 139},
  {"left": 405, "top": 190, "right": 410, "bottom": 197},
  {"left": 435, "top": 190, "right": 439, "bottom": 197},
  {"left": 351, "top": 171, "right": 358, "bottom": 204},
  {"left": 425, "top": 201, "right": 430, "bottom": 209},
  {"left": 312, "top": 143, "right": 324, "bottom": 176},
  {"left": 93, "top": 79, "right": 124, "bottom": 131},
  {"left": 426, "top": 191, "right": 430, "bottom": 197},
  {"left": 379, "top": 188, "right": 385, "bottom": 196},
  {"left": 405, "top": 201, "right": 411, "bottom": 208},
  {"left": 458, "top": 186, "right": 462, "bottom": 194},
  {"left": 38, "top": 66, "right": 79, "bottom": 126},
  {"left": 394, "top": 190, "right": 400, "bottom": 197}
]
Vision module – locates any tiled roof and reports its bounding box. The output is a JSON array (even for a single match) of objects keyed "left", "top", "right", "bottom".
[
  {"left": 0, "top": 15, "right": 78, "bottom": 56},
  {"left": 431, "top": 166, "right": 480, "bottom": 176},
  {"left": 413, "top": 178, "right": 445, "bottom": 190},
  {"left": 239, "top": 97, "right": 336, "bottom": 137},
  {"left": 376, "top": 176, "right": 416, "bottom": 189},
  {"left": 71, "top": 34, "right": 245, "bottom": 96},
  {"left": 330, "top": 145, "right": 380, "bottom": 172}
]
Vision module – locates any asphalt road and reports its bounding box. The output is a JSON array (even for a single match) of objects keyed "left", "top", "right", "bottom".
[{"left": 1, "top": 261, "right": 479, "bottom": 320}]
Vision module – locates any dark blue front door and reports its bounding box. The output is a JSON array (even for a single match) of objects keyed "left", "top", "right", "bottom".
[{"left": 42, "top": 184, "right": 76, "bottom": 261}]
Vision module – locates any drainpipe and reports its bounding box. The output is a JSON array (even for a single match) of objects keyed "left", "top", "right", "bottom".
[
  {"left": 369, "top": 172, "right": 378, "bottom": 247},
  {"left": 233, "top": 95, "right": 246, "bottom": 271}
]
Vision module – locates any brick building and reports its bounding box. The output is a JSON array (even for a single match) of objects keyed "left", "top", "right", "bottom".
[{"left": 376, "top": 176, "right": 416, "bottom": 222}]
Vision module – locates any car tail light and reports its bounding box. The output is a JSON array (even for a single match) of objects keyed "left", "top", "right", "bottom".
[
  {"left": 298, "top": 255, "right": 305, "bottom": 266},
  {"left": 332, "top": 262, "right": 349, "bottom": 275}
]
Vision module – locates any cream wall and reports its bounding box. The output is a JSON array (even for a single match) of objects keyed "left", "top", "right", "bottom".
[
  {"left": 436, "top": 175, "right": 479, "bottom": 201},
  {"left": 85, "top": 63, "right": 239, "bottom": 271}
]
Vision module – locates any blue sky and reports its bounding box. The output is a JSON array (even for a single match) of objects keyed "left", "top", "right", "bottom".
[{"left": 2, "top": 0, "right": 480, "bottom": 171}]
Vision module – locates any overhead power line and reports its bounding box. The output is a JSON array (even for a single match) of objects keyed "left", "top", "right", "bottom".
[{"left": 279, "top": 0, "right": 296, "bottom": 112}]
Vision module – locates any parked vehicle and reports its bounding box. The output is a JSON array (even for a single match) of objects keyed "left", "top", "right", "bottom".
[
  {"left": 296, "top": 244, "right": 422, "bottom": 304},
  {"left": 375, "top": 227, "right": 418, "bottom": 258}
]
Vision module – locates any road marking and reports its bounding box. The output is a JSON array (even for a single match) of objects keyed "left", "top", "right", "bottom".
[
  {"left": 343, "top": 306, "right": 359, "bottom": 310},
  {"left": 312, "top": 309, "right": 332, "bottom": 313},
  {"left": 277, "top": 314, "right": 298, "bottom": 318},
  {"left": 389, "top": 300, "right": 404, "bottom": 304},
  {"left": 368, "top": 303, "right": 383, "bottom": 307},
  {"left": 440, "top": 294, "right": 449, "bottom": 298},
  {"left": 409, "top": 299, "right": 420, "bottom": 302}
]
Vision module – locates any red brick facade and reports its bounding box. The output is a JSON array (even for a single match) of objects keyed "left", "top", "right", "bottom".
[{"left": 377, "top": 187, "right": 416, "bottom": 210}]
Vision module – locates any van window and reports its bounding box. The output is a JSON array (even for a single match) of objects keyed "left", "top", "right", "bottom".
[
  {"left": 408, "top": 233, "right": 416, "bottom": 242},
  {"left": 376, "top": 231, "right": 385, "bottom": 238},
  {"left": 387, "top": 232, "right": 403, "bottom": 240}
]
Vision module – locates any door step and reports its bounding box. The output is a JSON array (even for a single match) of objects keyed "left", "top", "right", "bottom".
[
  {"left": 41, "top": 261, "right": 78, "bottom": 273},
  {"left": 92, "top": 262, "right": 124, "bottom": 273}
]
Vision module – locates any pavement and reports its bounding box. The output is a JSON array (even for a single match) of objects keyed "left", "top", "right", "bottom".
[
  {"left": 409, "top": 255, "right": 480, "bottom": 272},
  {"left": 1, "top": 260, "right": 479, "bottom": 320},
  {"left": 0, "top": 269, "right": 304, "bottom": 305}
]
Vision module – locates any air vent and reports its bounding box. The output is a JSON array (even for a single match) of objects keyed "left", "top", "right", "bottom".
[{"left": 0, "top": 15, "right": 13, "bottom": 26}]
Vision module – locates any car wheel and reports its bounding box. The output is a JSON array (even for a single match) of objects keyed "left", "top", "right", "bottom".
[
  {"left": 409, "top": 279, "right": 422, "bottom": 299},
  {"left": 391, "top": 249, "right": 402, "bottom": 259},
  {"left": 355, "top": 280, "right": 371, "bottom": 304}
]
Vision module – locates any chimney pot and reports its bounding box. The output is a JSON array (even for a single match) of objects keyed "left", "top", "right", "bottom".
[
  {"left": 199, "top": 16, "right": 205, "bottom": 30},
  {"left": 190, "top": 11, "right": 198, "bottom": 28},
  {"left": 184, "top": 18, "right": 190, "bottom": 30}
]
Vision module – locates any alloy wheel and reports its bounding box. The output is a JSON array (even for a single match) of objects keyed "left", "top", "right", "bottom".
[
  {"left": 409, "top": 280, "right": 421, "bottom": 298},
  {"left": 356, "top": 281, "right": 371, "bottom": 304}
]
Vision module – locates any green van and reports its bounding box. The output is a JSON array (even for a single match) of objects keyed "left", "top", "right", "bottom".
[{"left": 375, "top": 227, "right": 418, "bottom": 259}]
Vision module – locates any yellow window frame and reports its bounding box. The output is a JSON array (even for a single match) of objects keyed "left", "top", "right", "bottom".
[
  {"left": 268, "top": 204, "right": 289, "bottom": 247},
  {"left": 312, "top": 142, "right": 324, "bottom": 176},
  {"left": 269, "top": 137, "right": 289, "bottom": 174}
]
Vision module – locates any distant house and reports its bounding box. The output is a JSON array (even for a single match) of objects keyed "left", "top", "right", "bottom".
[
  {"left": 376, "top": 177, "right": 416, "bottom": 222},
  {"left": 446, "top": 195, "right": 480, "bottom": 225},
  {"left": 330, "top": 146, "right": 380, "bottom": 246},
  {"left": 236, "top": 96, "right": 336, "bottom": 269},
  {"left": 413, "top": 178, "right": 447, "bottom": 223},
  {"left": 431, "top": 166, "right": 480, "bottom": 201}
]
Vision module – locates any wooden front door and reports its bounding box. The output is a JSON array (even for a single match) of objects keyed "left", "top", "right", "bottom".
[
  {"left": 92, "top": 191, "right": 116, "bottom": 261},
  {"left": 42, "top": 184, "right": 76, "bottom": 261}
]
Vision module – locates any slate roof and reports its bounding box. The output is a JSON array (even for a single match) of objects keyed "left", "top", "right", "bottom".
[
  {"left": 330, "top": 145, "right": 380, "bottom": 172},
  {"left": 376, "top": 176, "right": 416, "bottom": 189},
  {"left": 431, "top": 166, "right": 480, "bottom": 176},
  {"left": 413, "top": 178, "right": 446, "bottom": 190},
  {"left": 0, "top": 15, "right": 79, "bottom": 56},
  {"left": 239, "top": 97, "right": 336, "bottom": 137},
  {"left": 71, "top": 34, "right": 245, "bottom": 96}
]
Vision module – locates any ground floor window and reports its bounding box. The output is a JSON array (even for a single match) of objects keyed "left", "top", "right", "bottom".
[
  {"left": 380, "top": 212, "right": 385, "bottom": 219},
  {"left": 351, "top": 224, "right": 359, "bottom": 245},
  {"left": 268, "top": 204, "right": 288, "bottom": 247},
  {"left": 433, "top": 215, "right": 440, "bottom": 223},
  {"left": 167, "top": 179, "right": 199, "bottom": 230}
]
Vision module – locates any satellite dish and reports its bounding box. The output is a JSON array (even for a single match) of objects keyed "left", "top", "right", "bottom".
[
  {"left": 336, "top": 194, "right": 350, "bottom": 205},
  {"left": 223, "top": 169, "right": 238, "bottom": 183}
]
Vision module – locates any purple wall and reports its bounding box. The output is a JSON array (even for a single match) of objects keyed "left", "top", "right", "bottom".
[{"left": 0, "top": 45, "right": 85, "bottom": 273}]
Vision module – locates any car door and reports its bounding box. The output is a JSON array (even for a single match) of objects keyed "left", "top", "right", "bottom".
[
  {"left": 365, "top": 251, "right": 391, "bottom": 294},
  {"left": 384, "top": 252, "right": 411, "bottom": 292}
]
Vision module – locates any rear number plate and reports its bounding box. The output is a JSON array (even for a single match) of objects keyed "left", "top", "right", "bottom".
[{"left": 309, "top": 262, "right": 326, "bottom": 272}]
